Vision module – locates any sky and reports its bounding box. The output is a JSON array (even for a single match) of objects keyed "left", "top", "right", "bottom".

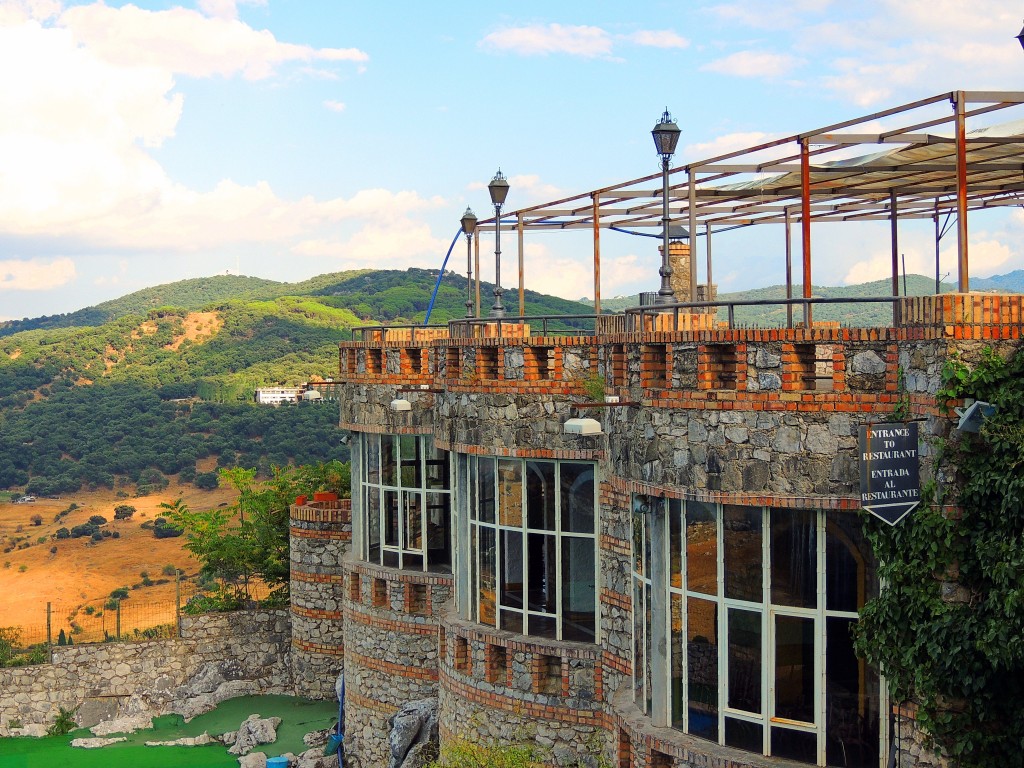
[{"left": 2, "top": 0, "right": 1024, "bottom": 321}]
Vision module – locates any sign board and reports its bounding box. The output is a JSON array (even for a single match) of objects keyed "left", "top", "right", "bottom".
[{"left": 859, "top": 422, "right": 920, "bottom": 525}]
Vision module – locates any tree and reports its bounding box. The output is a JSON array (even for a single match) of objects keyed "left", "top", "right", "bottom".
[
  {"left": 194, "top": 471, "right": 219, "bottom": 490},
  {"left": 113, "top": 505, "right": 136, "bottom": 520},
  {"left": 0, "top": 627, "right": 20, "bottom": 666},
  {"left": 30, "top": 514, "right": 42, "bottom": 526},
  {"left": 153, "top": 517, "right": 184, "bottom": 539}
]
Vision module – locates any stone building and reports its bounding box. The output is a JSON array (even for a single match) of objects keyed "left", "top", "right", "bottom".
[{"left": 291, "top": 93, "right": 1024, "bottom": 768}]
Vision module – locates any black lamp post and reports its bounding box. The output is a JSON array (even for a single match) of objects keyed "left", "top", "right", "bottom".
[
  {"left": 460, "top": 207, "right": 477, "bottom": 318},
  {"left": 1016, "top": 20, "right": 1024, "bottom": 51},
  {"left": 652, "top": 109, "right": 681, "bottom": 304},
  {"left": 488, "top": 169, "right": 509, "bottom": 318}
]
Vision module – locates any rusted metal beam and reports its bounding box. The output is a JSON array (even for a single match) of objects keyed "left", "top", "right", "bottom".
[
  {"left": 954, "top": 91, "right": 969, "bottom": 292},
  {"left": 801, "top": 138, "right": 812, "bottom": 326},
  {"left": 517, "top": 212, "right": 525, "bottom": 317},
  {"left": 592, "top": 194, "right": 601, "bottom": 316}
]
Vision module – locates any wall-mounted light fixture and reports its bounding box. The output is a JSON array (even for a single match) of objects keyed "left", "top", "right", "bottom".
[
  {"left": 564, "top": 417, "right": 602, "bottom": 435},
  {"left": 954, "top": 400, "right": 995, "bottom": 433}
]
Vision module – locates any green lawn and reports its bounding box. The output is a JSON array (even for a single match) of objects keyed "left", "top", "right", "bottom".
[{"left": 0, "top": 695, "right": 338, "bottom": 768}]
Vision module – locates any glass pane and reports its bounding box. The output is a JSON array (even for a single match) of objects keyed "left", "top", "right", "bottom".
[
  {"left": 826, "top": 617, "right": 880, "bottom": 768},
  {"left": 470, "top": 524, "right": 478, "bottom": 620},
  {"left": 528, "top": 614, "right": 557, "bottom": 640},
  {"left": 497, "top": 459, "right": 524, "bottom": 527},
  {"left": 645, "top": 582, "right": 653, "bottom": 716},
  {"left": 560, "top": 462, "right": 595, "bottom": 533},
  {"left": 403, "top": 553, "right": 423, "bottom": 571},
  {"left": 478, "top": 527, "right": 496, "bottom": 626},
  {"left": 383, "top": 550, "right": 399, "bottom": 568},
  {"left": 384, "top": 490, "right": 400, "bottom": 546},
  {"left": 500, "top": 530, "right": 524, "bottom": 608},
  {"left": 425, "top": 443, "right": 450, "bottom": 490},
  {"left": 527, "top": 533, "right": 557, "bottom": 613},
  {"left": 727, "top": 608, "right": 762, "bottom": 713},
  {"left": 724, "top": 718, "right": 762, "bottom": 753},
  {"left": 404, "top": 493, "right": 423, "bottom": 550},
  {"left": 526, "top": 461, "right": 556, "bottom": 530},
  {"left": 382, "top": 435, "right": 397, "bottom": 487},
  {"left": 632, "top": 497, "right": 648, "bottom": 577},
  {"left": 561, "top": 537, "right": 595, "bottom": 642},
  {"left": 724, "top": 505, "right": 762, "bottom": 602},
  {"left": 687, "top": 597, "right": 719, "bottom": 740},
  {"left": 500, "top": 609, "right": 523, "bottom": 634},
  {"left": 687, "top": 500, "right": 718, "bottom": 595},
  {"left": 771, "top": 727, "right": 816, "bottom": 763},
  {"left": 367, "top": 486, "right": 380, "bottom": 563},
  {"left": 827, "top": 512, "right": 879, "bottom": 613},
  {"left": 365, "top": 434, "right": 380, "bottom": 484},
  {"left": 399, "top": 435, "right": 421, "bottom": 488},
  {"left": 425, "top": 492, "right": 451, "bottom": 569},
  {"left": 633, "top": 579, "right": 645, "bottom": 707},
  {"left": 774, "top": 615, "right": 815, "bottom": 723},
  {"left": 670, "top": 593, "right": 684, "bottom": 729},
  {"left": 477, "top": 458, "right": 495, "bottom": 524},
  {"left": 771, "top": 508, "right": 817, "bottom": 608},
  {"left": 669, "top": 499, "right": 682, "bottom": 591}
]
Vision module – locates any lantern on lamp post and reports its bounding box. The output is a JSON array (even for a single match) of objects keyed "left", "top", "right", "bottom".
[
  {"left": 488, "top": 170, "right": 509, "bottom": 318},
  {"left": 460, "top": 207, "right": 477, "bottom": 318},
  {"left": 652, "top": 109, "right": 681, "bottom": 304}
]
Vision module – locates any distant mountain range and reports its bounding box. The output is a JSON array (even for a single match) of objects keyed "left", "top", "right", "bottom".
[{"left": 585, "top": 272, "right": 1023, "bottom": 326}]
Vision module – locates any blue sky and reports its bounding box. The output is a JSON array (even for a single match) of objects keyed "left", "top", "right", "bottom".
[{"left": 1, "top": 0, "right": 1023, "bottom": 320}]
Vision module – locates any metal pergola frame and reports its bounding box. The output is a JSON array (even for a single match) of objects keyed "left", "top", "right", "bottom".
[{"left": 472, "top": 91, "right": 1024, "bottom": 316}]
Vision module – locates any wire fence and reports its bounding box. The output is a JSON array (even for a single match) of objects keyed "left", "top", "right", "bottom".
[{"left": 2, "top": 578, "right": 276, "bottom": 657}]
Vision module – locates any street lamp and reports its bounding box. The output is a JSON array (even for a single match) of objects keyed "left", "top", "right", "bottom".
[
  {"left": 652, "top": 109, "right": 681, "bottom": 304},
  {"left": 488, "top": 169, "right": 509, "bottom": 318},
  {"left": 460, "top": 207, "right": 477, "bottom": 318}
]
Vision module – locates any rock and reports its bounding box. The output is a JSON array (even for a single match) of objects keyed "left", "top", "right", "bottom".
[
  {"left": 71, "top": 737, "right": 127, "bottom": 749},
  {"left": 851, "top": 350, "right": 886, "bottom": 375},
  {"left": 303, "top": 728, "right": 332, "bottom": 748},
  {"left": 296, "top": 748, "right": 340, "bottom": 768},
  {"left": 238, "top": 752, "right": 268, "bottom": 768},
  {"left": 76, "top": 697, "right": 121, "bottom": 728},
  {"left": 387, "top": 698, "right": 438, "bottom": 768},
  {"left": 91, "top": 714, "right": 153, "bottom": 736},
  {"left": 11, "top": 724, "right": 48, "bottom": 738},
  {"left": 229, "top": 715, "right": 282, "bottom": 756},
  {"left": 223, "top": 730, "right": 238, "bottom": 745},
  {"left": 145, "top": 732, "right": 215, "bottom": 747}
]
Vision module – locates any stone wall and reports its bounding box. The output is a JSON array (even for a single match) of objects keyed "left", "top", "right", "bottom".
[
  {"left": 0, "top": 610, "right": 291, "bottom": 735},
  {"left": 438, "top": 612, "right": 607, "bottom": 768},
  {"left": 290, "top": 499, "right": 351, "bottom": 700},
  {"left": 342, "top": 558, "right": 452, "bottom": 768}
]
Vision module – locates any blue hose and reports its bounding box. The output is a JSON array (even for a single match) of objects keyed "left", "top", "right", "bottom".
[{"left": 423, "top": 228, "right": 465, "bottom": 325}]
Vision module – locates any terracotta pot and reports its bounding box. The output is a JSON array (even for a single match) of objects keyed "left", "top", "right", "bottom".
[
  {"left": 295, "top": 495, "right": 308, "bottom": 505},
  {"left": 313, "top": 491, "right": 338, "bottom": 502}
]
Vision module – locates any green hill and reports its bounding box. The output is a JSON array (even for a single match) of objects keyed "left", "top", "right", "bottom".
[{"left": 0, "top": 268, "right": 591, "bottom": 495}]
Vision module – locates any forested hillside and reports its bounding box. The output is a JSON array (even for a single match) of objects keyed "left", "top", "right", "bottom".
[{"left": 0, "top": 268, "right": 591, "bottom": 495}]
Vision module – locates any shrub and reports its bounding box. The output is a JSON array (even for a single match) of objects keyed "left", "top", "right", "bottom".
[
  {"left": 49, "top": 546, "right": 57, "bottom": 554},
  {"left": 162, "top": 564, "right": 177, "bottom": 577},
  {"left": 55, "top": 527, "right": 70, "bottom": 540},
  {"left": 153, "top": 517, "right": 184, "bottom": 539},
  {"left": 30, "top": 514, "right": 43, "bottom": 526},
  {"left": 109, "top": 587, "right": 129, "bottom": 600},
  {"left": 70, "top": 523, "right": 97, "bottom": 538},
  {"left": 88, "top": 515, "right": 107, "bottom": 526},
  {"left": 47, "top": 706, "right": 78, "bottom": 736},
  {"left": 90, "top": 532, "right": 102, "bottom": 543},
  {"left": 113, "top": 505, "right": 136, "bottom": 520}
]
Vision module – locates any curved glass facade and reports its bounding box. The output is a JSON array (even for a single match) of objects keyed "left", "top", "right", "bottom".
[
  {"left": 466, "top": 456, "right": 598, "bottom": 642},
  {"left": 359, "top": 434, "right": 452, "bottom": 572},
  {"left": 632, "top": 497, "right": 881, "bottom": 767}
]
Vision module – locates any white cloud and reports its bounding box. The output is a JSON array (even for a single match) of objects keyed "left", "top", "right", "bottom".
[
  {"left": 0, "top": 257, "right": 76, "bottom": 290},
  {"left": 625, "top": 29, "right": 689, "bottom": 49},
  {"left": 197, "top": 0, "right": 266, "bottom": 22},
  {"left": 58, "top": 3, "right": 367, "bottom": 81},
  {"left": 683, "top": 131, "right": 778, "bottom": 160},
  {"left": 480, "top": 23, "right": 613, "bottom": 58},
  {"left": 323, "top": 100, "right": 346, "bottom": 112},
  {"left": 702, "top": 50, "right": 801, "bottom": 78}
]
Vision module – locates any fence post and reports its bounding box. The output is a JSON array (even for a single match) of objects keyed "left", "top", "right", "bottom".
[
  {"left": 46, "top": 601, "right": 52, "bottom": 661},
  {"left": 116, "top": 599, "right": 121, "bottom": 641},
  {"left": 175, "top": 572, "right": 182, "bottom": 637}
]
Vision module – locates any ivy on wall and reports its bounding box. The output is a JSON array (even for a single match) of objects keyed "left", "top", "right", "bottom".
[{"left": 855, "top": 347, "right": 1024, "bottom": 765}]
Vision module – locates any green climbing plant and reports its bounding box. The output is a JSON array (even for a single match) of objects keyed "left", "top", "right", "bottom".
[{"left": 854, "top": 346, "right": 1024, "bottom": 765}]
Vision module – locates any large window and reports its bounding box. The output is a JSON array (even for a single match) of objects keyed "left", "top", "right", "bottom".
[
  {"left": 633, "top": 497, "right": 881, "bottom": 767},
  {"left": 360, "top": 434, "right": 451, "bottom": 572},
  {"left": 467, "top": 456, "right": 597, "bottom": 642}
]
